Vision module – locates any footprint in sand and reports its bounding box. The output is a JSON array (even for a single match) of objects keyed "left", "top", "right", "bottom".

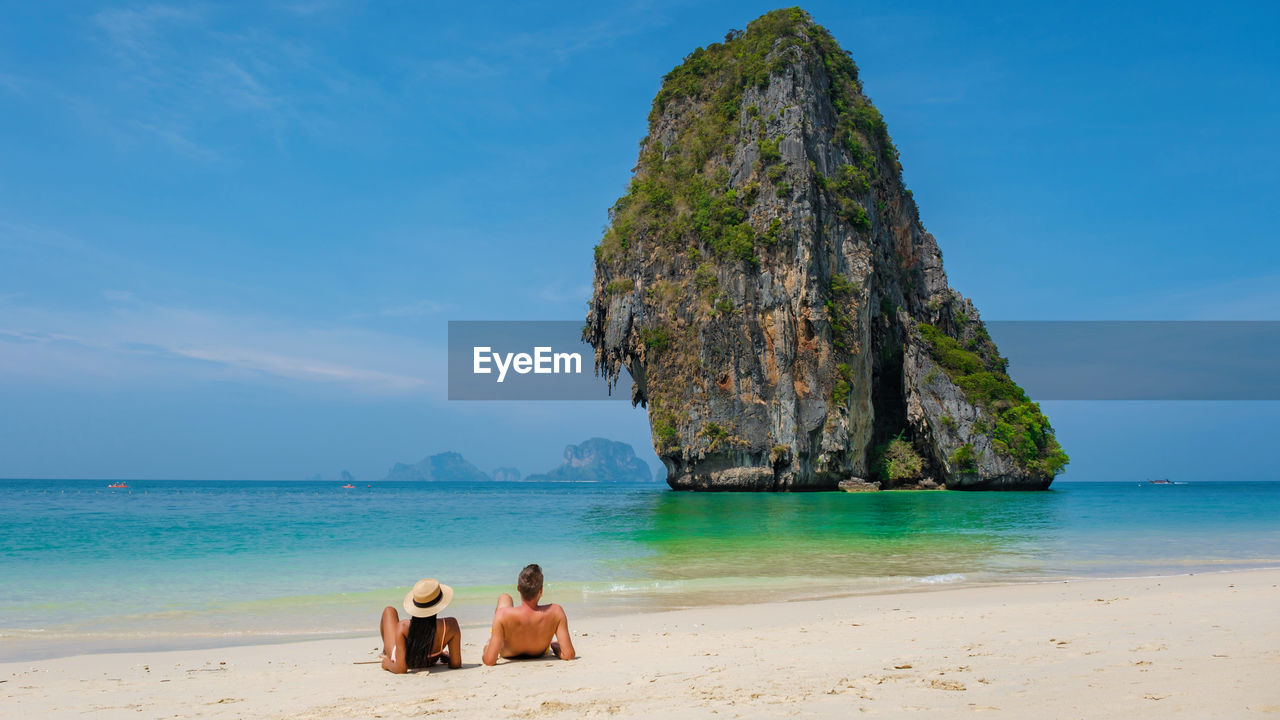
[{"left": 928, "top": 679, "right": 966, "bottom": 691}]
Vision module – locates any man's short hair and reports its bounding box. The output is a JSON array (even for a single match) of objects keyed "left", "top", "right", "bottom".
[{"left": 517, "top": 563, "right": 543, "bottom": 601}]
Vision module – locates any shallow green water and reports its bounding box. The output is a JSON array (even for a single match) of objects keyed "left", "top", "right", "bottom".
[{"left": 2, "top": 479, "right": 1277, "bottom": 660}]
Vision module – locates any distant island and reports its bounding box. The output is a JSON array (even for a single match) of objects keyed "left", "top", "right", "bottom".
[
  {"left": 524, "top": 438, "right": 651, "bottom": 483},
  {"left": 371, "top": 438, "right": 655, "bottom": 483},
  {"left": 383, "top": 451, "right": 490, "bottom": 483},
  {"left": 490, "top": 467, "right": 522, "bottom": 483}
]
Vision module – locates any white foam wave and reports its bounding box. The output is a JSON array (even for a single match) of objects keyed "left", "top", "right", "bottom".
[
  {"left": 579, "top": 581, "right": 686, "bottom": 596},
  {"left": 916, "top": 573, "right": 965, "bottom": 584}
]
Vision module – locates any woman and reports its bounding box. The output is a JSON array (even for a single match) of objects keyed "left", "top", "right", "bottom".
[{"left": 379, "top": 577, "right": 462, "bottom": 673}]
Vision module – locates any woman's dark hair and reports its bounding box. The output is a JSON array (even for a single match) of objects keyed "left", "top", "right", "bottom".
[{"left": 404, "top": 614, "right": 438, "bottom": 669}]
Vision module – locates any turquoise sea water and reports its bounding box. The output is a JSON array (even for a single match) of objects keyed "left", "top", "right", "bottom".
[{"left": 2, "top": 480, "right": 1278, "bottom": 661}]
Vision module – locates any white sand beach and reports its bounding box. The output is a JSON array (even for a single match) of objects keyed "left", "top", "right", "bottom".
[{"left": 4, "top": 569, "right": 1278, "bottom": 719}]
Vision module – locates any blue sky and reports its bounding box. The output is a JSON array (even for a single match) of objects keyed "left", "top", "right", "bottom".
[{"left": 1, "top": 1, "right": 1277, "bottom": 480}]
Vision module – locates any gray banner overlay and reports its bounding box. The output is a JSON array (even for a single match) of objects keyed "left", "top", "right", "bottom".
[
  {"left": 448, "top": 320, "right": 1280, "bottom": 401},
  {"left": 987, "top": 321, "right": 1280, "bottom": 400},
  {"left": 448, "top": 321, "right": 631, "bottom": 400}
]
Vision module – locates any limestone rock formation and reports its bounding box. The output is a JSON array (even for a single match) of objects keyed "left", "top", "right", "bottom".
[
  {"left": 525, "top": 438, "right": 653, "bottom": 483},
  {"left": 383, "top": 451, "right": 491, "bottom": 483},
  {"left": 585, "top": 8, "right": 1066, "bottom": 491},
  {"left": 491, "top": 467, "right": 523, "bottom": 483}
]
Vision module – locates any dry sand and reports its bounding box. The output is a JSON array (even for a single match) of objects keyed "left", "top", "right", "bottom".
[{"left": 4, "top": 569, "right": 1278, "bottom": 719}]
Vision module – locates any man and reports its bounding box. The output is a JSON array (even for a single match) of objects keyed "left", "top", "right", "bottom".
[{"left": 482, "top": 563, "right": 576, "bottom": 665}]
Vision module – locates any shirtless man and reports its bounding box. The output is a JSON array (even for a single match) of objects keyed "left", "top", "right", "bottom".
[{"left": 482, "top": 564, "right": 576, "bottom": 665}]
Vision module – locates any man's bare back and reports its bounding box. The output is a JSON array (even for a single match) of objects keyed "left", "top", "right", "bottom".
[{"left": 482, "top": 565, "right": 575, "bottom": 666}]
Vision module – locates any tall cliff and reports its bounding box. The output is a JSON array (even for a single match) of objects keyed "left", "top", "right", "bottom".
[{"left": 585, "top": 8, "right": 1067, "bottom": 491}]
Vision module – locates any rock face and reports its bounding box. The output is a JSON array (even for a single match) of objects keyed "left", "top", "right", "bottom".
[
  {"left": 585, "top": 8, "right": 1067, "bottom": 491},
  {"left": 525, "top": 438, "right": 653, "bottom": 483},
  {"left": 491, "top": 467, "right": 523, "bottom": 483},
  {"left": 383, "top": 451, "right": 491, "bottom": 483}
]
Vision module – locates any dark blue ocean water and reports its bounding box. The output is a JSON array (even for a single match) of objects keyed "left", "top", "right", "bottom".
[{"left": 2, "top": 480, "right": 1277, "bottom": 661}]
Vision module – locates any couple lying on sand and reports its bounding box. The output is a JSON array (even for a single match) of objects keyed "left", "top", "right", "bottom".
[{"left": 378, "top": 563, "right": 576, "bottom": 673}]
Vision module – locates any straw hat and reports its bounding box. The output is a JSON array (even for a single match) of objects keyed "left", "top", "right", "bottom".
[{"left": 403, "top": 578, "right": 454, "bottom": 617}]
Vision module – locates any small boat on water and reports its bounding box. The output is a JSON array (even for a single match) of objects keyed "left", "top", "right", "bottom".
[
  {"left": 1147, "top": 479, "right": 1172, "bottom": 485},
  {"left": 341, "top": 484, "right": 355, "bottom": 489},
  {"left": 107, "top": 482, "right": 129, "bottom": 489}
]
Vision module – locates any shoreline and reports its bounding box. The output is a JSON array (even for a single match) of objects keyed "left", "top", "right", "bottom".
[
  {"left": 5, "top": 568, "right": 1278, "bottom": 718},
  {"left": 9, "top": 480, "right": 1279, "bottom": 668},
  {"left": 7, "top": 564, "right": 1279, "bottom": 665},
  {"left": 5, "top": 564, "right": 1278, "bottom": 665}
]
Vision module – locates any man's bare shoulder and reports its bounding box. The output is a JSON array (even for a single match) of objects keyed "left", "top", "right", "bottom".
[{"left": 543, "top": 603, "right": 568, "bottom": 619}]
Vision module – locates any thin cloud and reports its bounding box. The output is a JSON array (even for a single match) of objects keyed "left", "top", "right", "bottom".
[
  {"left": 0, "top": 221, "right": 441, "bottom": 395},
  {"left": 408, "top": 1, "right": 674, "bottom": 89},
  {"left": 0, "top": 71, "right": 26, "bottom": 94},
  {"left": 103, "top": 290, "right": 137, "bottom": 303},
  {"left": 1132, "top": 272, "right": 1280, "bottom": 320},
  {"left": 0, "top": 298, "right": 440, "bottom": 395},
  {"left": 92, "top": 4, "right": 203, "bottom": 58},
  {"left": 377, "top": 299, "right": 450, "bottom": 318},
  {"left": 503, "top": 2, "right": 674, "bottom": 65},
  {"left": 535, "top": 281, "right": 593, "bottom": 307},
  {"left": 0, "top": 329, "right": 84, "bottom": 345},
  {"left": 170, "top": 345, "right": 427, "bottom": 390},
  {"left": 282, "top": 0, "right": 345, "bottom": 16},
  {"left": 209, "top": 58, "right": 279, "bottom": 112},
  {"left": 130, "top": 119, "right": 224, "bottom": 161},
  {"left": 342, "top": 298, "right": 452, "bottom": 320},
  {"left": 422, "top": 56, "right": 503, "bottom": 84},
  {"left": 82, "top": 3, "right": 379, "bottom": 159}
]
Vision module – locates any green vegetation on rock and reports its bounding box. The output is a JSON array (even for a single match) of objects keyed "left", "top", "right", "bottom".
[
  {"left": 871, "top": 432, "right": 925, "bottom": 483},
  {"left": 838, "top": 197, "right": 870, "bottom": 230},
  {"left": 593, "top": 7, "right": 897, "bottom": 274},
  {"left": 918, "top": 323, "right": 1069, "bottom": 476},
  {"left": 605, "top": 278, "right": 634, "bottom": 295},
  {"left": 763, "top": 217, "right": 783, "bottom": 245},
  {"left": 834, "top": 164, "right": 870, "bottom": 195},
  {"left": 641, "top": 326, "right": 672, "bottom": 352},
  {"left": 831, "top": 361, "right": 855, "bottom": 406},
  {"left": 758, "top": 136, "right": 782, "bottom": 165},
  {"left": 826, "top": 272, "right": 858, "bottom": 352},
  {"left": 949, "top": 443, "right": 977, "bottom": 472},
  {"left": 655, "top": 418, "right": 679, "bottom": 450}
]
